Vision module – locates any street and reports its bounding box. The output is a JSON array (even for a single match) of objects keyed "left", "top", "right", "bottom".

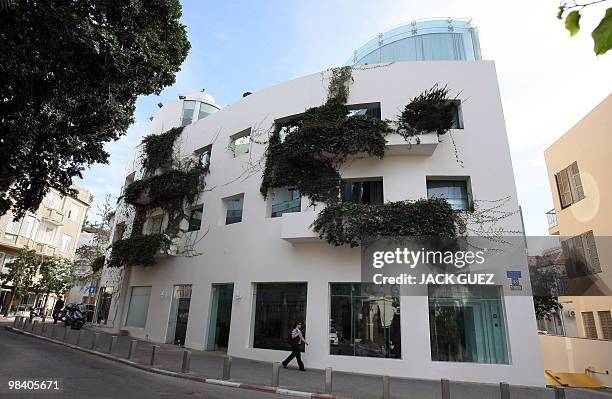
[{"left": 0, "top": 324, "right": 279, "bottom": 399}]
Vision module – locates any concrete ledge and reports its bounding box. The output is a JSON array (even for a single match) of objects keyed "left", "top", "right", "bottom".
[{"left": 5, "top": 326, "right": 350, "bottom": 399}]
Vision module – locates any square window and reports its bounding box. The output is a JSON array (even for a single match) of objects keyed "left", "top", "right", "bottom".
[
  {"left": 341, "top": 179, "right": 383, "bottom": 205},
  {"left": 253, "top": 283, "right": 307, "bottom": 350},
  {"left": 224, "top": 194, "right": 244, "bottom": 225},
  {"left": 426, "top": 179, "right": 470, "bottom": 211},
  {"left": 270, "top": 188, "right": 300, "bottom": 218},
  {"left": 229, "top": 129, "right": 251, "bottom": 157},
  {"left": 188, "top": 206, "right": 203, "bottom": 232},
  {"left": 330, "top": 283, "right": 401, "bottom": 358},
  {"left": 428, "top": 285, "right": 509, "bottom": 364},
  {"left": 194, "top": 145, "right": 212, "bottom": 168}
]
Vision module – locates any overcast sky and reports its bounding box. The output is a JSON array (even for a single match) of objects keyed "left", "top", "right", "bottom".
[{"left": 77, "top": 0, "right": 612, "bottom": 235}]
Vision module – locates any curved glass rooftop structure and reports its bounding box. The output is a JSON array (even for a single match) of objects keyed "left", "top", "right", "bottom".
[{"left": 349, "top": 18, "right": 482, "bottom": 65}]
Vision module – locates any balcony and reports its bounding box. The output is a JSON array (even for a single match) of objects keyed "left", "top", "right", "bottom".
[
  {"left": 41, "top": 208, "right": 65, "bottom": 225},
  {"left": 547, "top": 209, "right": 559, "bottom": 235},
  {"left": 280, "top": 211, "right": 321, "bottom": 243},
  {"left": 384, "top": 132, "right": 439, "bottom": 155}
]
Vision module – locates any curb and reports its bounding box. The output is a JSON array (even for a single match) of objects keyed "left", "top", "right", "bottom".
[{"left": 5, "top": 326, "right": 348, "bottom": 399}]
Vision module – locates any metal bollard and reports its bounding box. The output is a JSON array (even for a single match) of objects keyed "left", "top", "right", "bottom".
[
  {"left": 91, "top": 332, "right": 99, "bottom": 350},
  {"left": 222, "top": 356, "right": 232, "bottom": 380},
  {"left": 181, "top": 350, "right": 191, "bottom": 373},
  {"left": 554, "top": 386, "right": 566, "bottom": 399},
  {"left": 76, "top": 330, "right": 83, "bottom": 346},
  {"left": 382, "top": 375, "right": 391, "bottom": 399},
  {"left": 108, "top": 336, "right": 118, "bottom": 354},
  {"left": 272, "top": 362, "right": 280, "bottom": 387},
  {"left": 325, "top": 367, "right": 333, "bottom": 394},
  {"left": 128, "top": 340, "right": 138, "bottom": 360},
  {"left": 63, "top": 326, "right": 70, "bottom": 342},
  {"left": 29, "top": 320, "right": 35, "bottom": 332},
  {"left": 41, "top": 321, "right": 46, "bottom": 335},
  {"left": 500, "top": 382, "right": 510, "bottom": 399},
  {"left": 21, "top": 317, "right": 27, "bottom": 330},
  {"left": 53, "top": 324, "right": 58, "bottom": 338},
  {"left": 150, "top": 345, "right": 159, "bottom": 366},
  {"left": 13, "top": 316, "right": 20, "bottom": 327},
  {"left": 32, "top": 320, "right": 38, "bottom": 334},
  {"left": 441, "top": 378, "right": 450, "bottom": 399}
]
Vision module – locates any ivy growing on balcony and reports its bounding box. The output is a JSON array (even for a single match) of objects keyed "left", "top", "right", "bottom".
[
  {"left": 396, "top": 84, "right": 458, "bottom": 139},
  {"left": 312, "top": 198, "right": 459, "bottom": 247},
  {"left": 109, "top": 127, "right": 207, "bottom": 267}
]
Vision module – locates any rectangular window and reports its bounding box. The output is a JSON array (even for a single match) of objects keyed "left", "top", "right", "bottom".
[
  {"left": 60, "top": 234, "right": 72, "bottom": 253},
  {"left": 271, "top": 188, "right": 300, "bottom": 218},
  {"left": 229, "top": 129, "right": 251, "bottom": 157},
  {"left": 96, "top": 287, "right": 113, "bottom": 325},
  {"left": 427, "top": 179, "right": 470, "bottom": 211},
  {"left": 225, "top": 195, "right": 244, "bottom": 225},
  {"left": 36, "top": 222, "right": 57, "bottom": 245},
  {"left": 198, "top": 102, "right": 217, "bottom": 120},
  {"left": 347, "top": 103, "right": 382, "bottom": 119},
  {"left": 146, "top": 215, "right": 164, "bottom": 235},
  {"left": 113, "top": 223, "right": 126, "bottom": 243},
  {"left": 330, "top": 283, "right": 401, "bottom": 358},
  {"left": 194, "top": 145, "right": 212, "bottom": 168},
  {"left": 181, "top": 100, "right": 196, "bottom": 126},
  {"left": 582, "top": 311, "right": 598, "bottom": 339},
  {"left": 561, "top": 230, "right": 601, "bottom": 277},
  {"left": 428, "top": 285, "right": 509, "bottom": 364},
  {"left": 5, "top": 217, "right": 22, "bottom": 235},
  {"left": 449, "top": 101, "right": 464, "bottom": 129},
  {"left": 598, "top": 311, "right": 612, "bottom": 340},
  {"left": 555, "top": 162, "right": 585, "bottom": 208},
  {"left": 253, "top": 283, "right": 307, "bottom": 350},
  {"left": 44, "top": 190, "right": 62, "bottom": 210},
  {"left": 341, "top": 179, "right": 383, "bottom": 205},
  {"left": 68, "top": 202, "right": 81, "bottom": 222},
  {"left": 19, "top": 216, "right": 37, "bottom": 239},
  {"left": 125, "top": 286, "right": 152, "bottom": 328},
  {"left": 188, "top": 206, "right": 203, "bottom": 232}
]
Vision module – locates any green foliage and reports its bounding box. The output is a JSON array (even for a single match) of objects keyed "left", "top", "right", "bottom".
[
  {"left": 261, "top": 68, "right": 391, "bottom": 204},
  {"left": 565, "top": 10, "right": 582, "bottom": 36},
  {"left": 91, "top": 255, "right": 106, "bottom": 273},
  {"left": 108, "top": 234, "right": 172, "bottom": 268},
  {"left": 141, "top": 127, "right": 183, "bottom": 175},
  {"left": 36, "top": 256, "right": 76, "bottom": 295},
  {"left": 312, "top": 198, "right": 459, "bottom": 247},
  {"left": 557, "top": 2, "right": 612, "bottom": 55},
  {"left": 0, "top": 0, "right": 191, "bottom": 219},
  {"left": 593, "top": 7, "right": 612, "bottom": 55},
  {"left": 397, "top": 84, "right": 457, "bottom": 138},
  {"left": 2, "top": 247, "right": 38, "bottom": 300}
]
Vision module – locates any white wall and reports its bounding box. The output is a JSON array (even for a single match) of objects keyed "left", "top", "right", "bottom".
[{"left": 99, "top": 61, "right": 544, "bottom": 386}]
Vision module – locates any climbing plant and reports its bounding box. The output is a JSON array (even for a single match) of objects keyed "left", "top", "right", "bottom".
[
  {"left": 109, "top": 127, "right": 207, "bottom": 267},
  {"left": 396, "top": 84, "right": 458, "bottom": 139}
]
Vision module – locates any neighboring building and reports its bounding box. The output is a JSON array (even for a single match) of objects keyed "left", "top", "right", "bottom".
[
  {"left": 94, "top": 21, "right": 544, "bottom": 386},
  {"left": 541, "top": 94, "right": 612, "bottom": 386},
  {"left": 0, "top": 185, "right": 92, "bottom": 315}
]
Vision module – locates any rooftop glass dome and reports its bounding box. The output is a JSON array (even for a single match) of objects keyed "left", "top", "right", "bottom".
[{"left": 349, "top": 18, "right": 482, "bottom": 65}]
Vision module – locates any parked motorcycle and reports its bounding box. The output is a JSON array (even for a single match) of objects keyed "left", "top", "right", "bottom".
[{"left": 62, "top": 303, "right": 87, "bottom": 330}]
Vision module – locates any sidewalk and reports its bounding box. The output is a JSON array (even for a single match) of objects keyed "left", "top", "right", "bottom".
[{"left": 7, "top": 319, "right": 612, "bottom": 399}]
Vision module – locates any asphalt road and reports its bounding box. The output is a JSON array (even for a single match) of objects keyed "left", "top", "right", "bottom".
[{"left": 0, "top": 324, "right": 279, "bottom": 399}]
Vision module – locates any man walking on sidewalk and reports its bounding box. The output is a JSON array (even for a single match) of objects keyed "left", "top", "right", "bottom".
[
  {"left": 52, "top": 296, "right": 64, "bottom": 324},
  {"left": 282, "top": 321, "right": 308, "bottom": 371}
]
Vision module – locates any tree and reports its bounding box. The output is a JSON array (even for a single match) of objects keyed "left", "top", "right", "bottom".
[
  {"left": 557, "top": 1, "right": 612, "bottom": 55},
  {"left": 35, "top": 256, "right": 76, "bottom": 310},
  {"left": 0, "top": 0, "right": 191, "bottom": 219},
  {"left": 1, "top": 247, "right": 39, "bottom": 316}
]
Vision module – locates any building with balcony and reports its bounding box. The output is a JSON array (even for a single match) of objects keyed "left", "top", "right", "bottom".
[
  {"left": 0, "top": 185, "right": 92, "bottom": 315},
  {"left": 94, "top": 22, "right": 544, "bottom": 386},
  {"left": 541, "top": 94, "right": 612, "bottom": 386}
]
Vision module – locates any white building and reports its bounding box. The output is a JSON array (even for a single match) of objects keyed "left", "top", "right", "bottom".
[{"left": 95, "top": 21, "right": 544, "bottom": 386}]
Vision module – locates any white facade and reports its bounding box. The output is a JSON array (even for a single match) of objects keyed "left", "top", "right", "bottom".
[{"left": 97, "top": 61, "right": 544, "bottom": 386}]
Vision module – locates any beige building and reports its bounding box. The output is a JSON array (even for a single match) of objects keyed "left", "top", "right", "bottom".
[
  {"left": 0, "top": 185, "right": 92, "bottom": 315},
  {"left": 542, "top": 94, "right": 612, "bottom": 386}
]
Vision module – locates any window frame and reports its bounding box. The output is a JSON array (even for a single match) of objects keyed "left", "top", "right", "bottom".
[
  {"left": 223, "top": 194, "right": 244, "bottom": 225},
  {"left": 426, "top": 177, "right": 472, "bottom": 211},
  {"left": 341, "top": 177, "right": 384, "bottom": 205},
  {"left": 228, "top": 129, "right": 251, "bottom": 158},
  {"left": 187, "top": 205, "right": 204, "bottom": 232},
  {"left": 555, "top": 162, "right": 585, "bottom": 209}
]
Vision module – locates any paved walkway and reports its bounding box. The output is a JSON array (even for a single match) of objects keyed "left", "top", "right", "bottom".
[{"left": 10, "top": 319, "right": 612, "bottom": 399}]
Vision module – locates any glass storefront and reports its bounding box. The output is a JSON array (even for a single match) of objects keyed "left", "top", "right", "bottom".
[
  {"left": 330, "top": 283, "right": 401, "bottom": 358},
  {"left": 428, "top": 285, "right": 509, "bottom": 364},
  {"left": 253, "top": 283, "right": 307, "bottom": 350},
  {"left": 125, "top": 286, "right": 152, "bottom": 328}
]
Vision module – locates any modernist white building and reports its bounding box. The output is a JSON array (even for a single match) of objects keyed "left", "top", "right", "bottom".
[{"left": 95, "top": 20, "right": 544, "bottom": 386}]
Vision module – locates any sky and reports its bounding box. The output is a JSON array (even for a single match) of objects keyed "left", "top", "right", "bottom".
[{"left": 77, "top": 0, "right": 612, "bottom": 235}]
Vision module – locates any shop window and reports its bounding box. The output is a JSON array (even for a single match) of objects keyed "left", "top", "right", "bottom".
[{"left": 125, "top": 286, "right": 152, "bottom": 328}]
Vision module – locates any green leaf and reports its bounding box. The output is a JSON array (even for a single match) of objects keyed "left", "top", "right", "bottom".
[
  {"left": 565, "top": 10, "right": 581, "bottom": 36},
  {"left": 557, "top": 5, "right": 565, "bottom": 20},
  {"left": 592, "top": 8, "right": 612, "bottom": 55}
]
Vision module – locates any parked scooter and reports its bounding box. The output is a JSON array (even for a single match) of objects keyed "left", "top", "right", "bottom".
[{"left": 62, "top": 303, "right": 87, "bottom": 330}]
